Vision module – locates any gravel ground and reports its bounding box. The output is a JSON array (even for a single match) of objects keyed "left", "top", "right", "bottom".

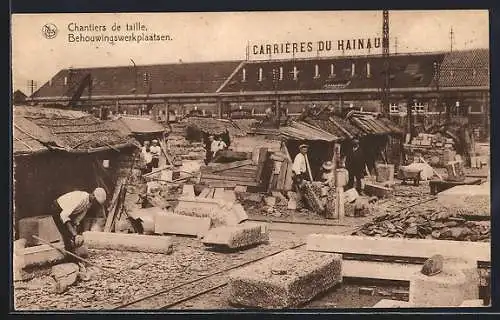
[
  {"left": 170, "top": 280, "right": 409, "bottom": 309},
  {"left": 14, "top": 236, "right": 302, "bottom": 310}
]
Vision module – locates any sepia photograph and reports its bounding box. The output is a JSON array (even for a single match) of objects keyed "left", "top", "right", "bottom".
[{"left": 11, "top": 10, "right": 490, "bottom": 310}]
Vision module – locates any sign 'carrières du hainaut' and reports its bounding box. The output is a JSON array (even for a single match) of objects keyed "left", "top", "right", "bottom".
[{"left": 252, "top": 38, "right": 382, "bottom": 56}]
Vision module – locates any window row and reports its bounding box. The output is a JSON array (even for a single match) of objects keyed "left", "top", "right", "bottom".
[{"left": 242, "top": 62, "right": 372, "bottom": 82}]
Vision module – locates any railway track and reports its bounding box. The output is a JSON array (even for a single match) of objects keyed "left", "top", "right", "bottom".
[
  {"left": 114, "top": 195, "right": 477, "bottom": 310},
  {"left": 113, "top": 242, "right": 306, "bottom": 310}
]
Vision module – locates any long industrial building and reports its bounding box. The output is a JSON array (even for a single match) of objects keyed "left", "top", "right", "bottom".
[{"left": 29, "top": 48, "right": 489, "bottom": 135}]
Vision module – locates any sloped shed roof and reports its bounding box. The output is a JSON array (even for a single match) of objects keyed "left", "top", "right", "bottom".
[
  {"left": 13, "top": 106, "right": 137, "bottom": 156},
  {"left": 185, "top": 117, "right": 246, "bottom": 137},
  {"left": 437, "top": 49, "right": 489, "bottom": 87},
  {"left": 114, "top": 116, "right": 166, "bottom": 134},
  {"left": 279, "top": 121, "right": 339, "bottom": 142}
]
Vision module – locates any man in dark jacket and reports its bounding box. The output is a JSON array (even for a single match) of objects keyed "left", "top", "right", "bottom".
[{"left": 345, "top": 139, "right": 366, "bottom": 193}]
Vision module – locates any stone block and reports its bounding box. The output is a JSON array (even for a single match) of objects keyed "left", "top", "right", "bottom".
[
  {"left": 155, "top": 212, "right": 211, "bottom": 236},
  {"left": 409, "top": 258, "right": 478, "bottom": 307},
  {"left": 363, "top": 182, "right": 393, "bottom": 198},
  {"left": 234, "top": 186, "right": 247, "bottom": 193},
  {"left": 19, "top": 216, "right": 62, "bottom": 247},
  {"left": 182, "top": 184, "right": 196, "bottom": 197},
  {"left": 376, "top": 164, "right": 395, "bottom": 184},
  {"left": 459, "top": 299, "right": 486, "bottom": 307},
  {"left": 202, "top": 222, "right": 268, "bottom": 249},
  {"left": 228, "top": 249, "right": 342, "bottom": 308},
  {"left": 83, "top": 231, "right": 173, "bottom": 254},
  {"left": 51, "top": 262, "right": 80, "bottom": 293},
  {"left": 371, "top": 299, "right": 413, "bottom": 308}
]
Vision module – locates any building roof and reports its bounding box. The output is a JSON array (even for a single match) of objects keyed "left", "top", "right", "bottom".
[
  {"left": 33, "top": 61, "right": 243, "bottom": 98},
  {"left": 279, "top": 121, "right": 340, "bottom": 142},
  {"left": 436, "top": 49, "right": 489, "bottom": 87},
  {"left": 31, "top": 49, "right": 488, "bottom": 101},
  {"left": 13, "top": 106, "right": 137, "bottom": 156},
  {"left": 185, "top": 117, "right": 247, "bottom": 136},
  {"left": 112, "top": 116, "right": 166, "bottom": 134}
]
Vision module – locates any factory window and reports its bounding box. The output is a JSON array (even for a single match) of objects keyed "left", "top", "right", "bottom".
[
  {"left": 64, "top": 76, "right": 68, "bottom": 86},
  {"left": 258, "top": 68, "right": 263, "bottom": 82},
  {"left": 389, "top": 104, "right": 399, "bottom": 113},
  {"left": 279, "top": 66, "right": 283, "bottom": 81},
  {"left": 314, "top": 64, "right": 320, "bottom": 78},
  {"left": 330, "top": 64, "right": 335, "bottom": 77},
  {"left": 351, "top": 62, "right": 356, "bottom": 76},
  {"left": 292, "top": 66, "right": 298, "bottom": 81},
  {"left": 366, "top": 62, "right": 371, "bottom": 78},
  {"left": 242, "top": 68, "right": 247, "bottom": 82}
]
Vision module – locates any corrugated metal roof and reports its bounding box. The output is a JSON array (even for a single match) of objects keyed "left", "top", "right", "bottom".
[
  {"left": 116, "top": 116, "right": 166, "bottom": 134},
  {"left": 280, "top": 121, "right": 339, "bottom": 142}
]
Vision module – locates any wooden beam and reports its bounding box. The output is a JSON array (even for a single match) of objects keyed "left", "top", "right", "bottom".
[
  {"left": 82, "top": 231, "right": 174, "bottom": 254},
  {"left": 206, "top": 159, "right": 254, "bottom": 173},
  {"left": 201, "top": 173, "right": 258, "bottom": 183},
  {"left": 201, "top": 178, "right": 259, "bottom": 187},
  {"left": 306, "top": 234, "right": 490, "bottom": 263}
]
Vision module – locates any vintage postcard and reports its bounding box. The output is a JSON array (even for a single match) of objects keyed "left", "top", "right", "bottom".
[{"left": 11, "top": 10, "right": 490, "bottom": 311}]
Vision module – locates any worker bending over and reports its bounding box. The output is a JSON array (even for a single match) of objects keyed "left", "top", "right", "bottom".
[{"left": 51, "top": 188, "right": 107, "bottom": 255}]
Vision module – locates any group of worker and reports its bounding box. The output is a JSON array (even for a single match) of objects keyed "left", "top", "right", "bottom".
[
  {"left": 139, "top": 139, "right": 162, "bottom": 174},
  {"left": 292, "top": 138, "right": 366, "bottom": 195},
  {"left": 205, "top": 135, "right": 228, "bottom": 164}
]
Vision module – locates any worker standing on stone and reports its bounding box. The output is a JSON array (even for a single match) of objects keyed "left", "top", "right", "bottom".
[
  {"left": 150, "top": 139, "right": 162, "bottom": 168},
  {"left": 345, "top": 139, "right": 366, "bottom": 194},
  {"left": 141, "top": 140, "right": 151, "bottom": 154},
  {"left": 50, "top": 188, "right": 107, "bottom": 256},
  {"left": 292, "top": 144, "right": 310, "bottom": 190}
]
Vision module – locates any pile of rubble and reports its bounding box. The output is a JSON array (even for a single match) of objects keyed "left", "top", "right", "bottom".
[{"left": 352, "top": 208, "right": 490, "bottom": 242}]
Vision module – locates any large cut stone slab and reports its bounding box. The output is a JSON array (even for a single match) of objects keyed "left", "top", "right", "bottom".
[
  {"left": 228, "top": 249, "right": 342, "bottom": 308},
  {"left": 83, "top": 231, "right": 173, "bottom": 254},
  {"left": 175, "top": 196, "right": 247, "bottom": 226},
  {"left": 437, "top": 184, "right": 490, "bottom": 217},
  {"left": 155, "top": 212, "right": 211, "bottom": 236},
  {"left": 202, "top": 222, "right": 268, "bottom": 249}
]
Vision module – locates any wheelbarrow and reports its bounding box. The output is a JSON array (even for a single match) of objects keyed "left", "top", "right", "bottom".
[{"left": 397, "top": 166, "right": 423, "bottom": 186}]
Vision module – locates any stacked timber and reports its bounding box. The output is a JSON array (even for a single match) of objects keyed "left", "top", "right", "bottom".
[
  {"left": 167, "top": 122, "right": 206, "bottom": 161},
  {"left": 352, "top": 207, "right": 490, "bottom": 241},
  {"left": 200, "top": 159, "right": 261, "bottom": 188}
]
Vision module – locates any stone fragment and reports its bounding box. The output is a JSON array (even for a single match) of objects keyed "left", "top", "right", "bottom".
[{"left": 202, "top": 223, "right": 269, "bottom": 249}]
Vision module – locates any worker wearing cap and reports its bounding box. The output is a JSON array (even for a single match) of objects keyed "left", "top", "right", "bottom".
[
  {"left": 292, "top": 144, "right": 310, "bottom": 188},
  {"left": 345, "top": 139, "right": 366, "bottom": 193},
  {"left": 321, "top": 160, "right": 336, "bottom": 188},
  {"left": 150, "top": 139, "right": 162, "bottom": 168},
  {"left": 50, "top": 188, "right": 107, "bottom": 254}
]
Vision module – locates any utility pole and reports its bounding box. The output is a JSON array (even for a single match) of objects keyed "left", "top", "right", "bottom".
[
  {"left": 382, "top": 10, "right": 390, "bottom": 115},
  {"left": 450, "top": 27, "right": 454, "bottom": 53}
]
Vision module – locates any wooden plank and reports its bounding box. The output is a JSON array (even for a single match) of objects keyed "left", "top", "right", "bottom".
[
  {"left": 83, "top": 231, "right": 174, "bottom": 254},
  {"left": 276, "top": 160, "right": 288, "bottom": 191},
  {"left": 206, "top": 159, "right": 254, "bottom": 173},
  {"left": 201, "top": 180, "right": 239, "bottom": 188},
  {"left": 306, "top": 234, "right": 490, "bottom": 263},
  {"left": 104, "top": 177, "right": 126, "bottom": 232},
  {"left": 201, "top": 173, "right": 258, "bottom": 183},
  {"left": 283, "top": 163, "right": 294, "bottom": 192},
  {"left": 255, "top": 148, "right": 269, "bottom": 183}
]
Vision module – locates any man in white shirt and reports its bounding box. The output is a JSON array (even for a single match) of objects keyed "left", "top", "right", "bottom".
[
  {"left": 150, "top": 139, "right": 162, "bottom": 168},
  {"left": 292, "top": 144, "right": 310, "bottom": 188},
  {"left": 51, "top": 188, "right": 107, "bottom": 255}
]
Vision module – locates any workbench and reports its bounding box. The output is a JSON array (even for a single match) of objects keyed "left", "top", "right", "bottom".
[{"left": 429, "top": 177, "right": 482, "bottom": 195}]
